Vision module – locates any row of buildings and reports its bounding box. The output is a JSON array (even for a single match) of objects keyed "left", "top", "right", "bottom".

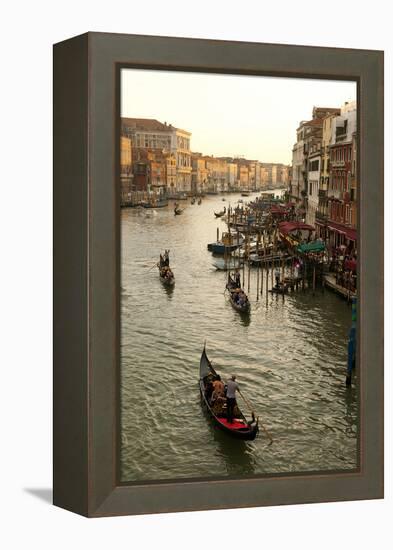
[
  {"left": 120, "top": 117, "right": 290, "bottom": 203},
  {"left": 289, "top": 102, "right": 357, "bottom": 251}
]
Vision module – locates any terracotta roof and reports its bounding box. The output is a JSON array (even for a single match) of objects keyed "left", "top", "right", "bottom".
[
  {"left": 303, "top": 118, "right": 323, "bottom": 127},
  {"left": 314, "top": 107, "right": 341, "bottom": 113},
  {"left": 175, "top": 127, "right": 191, "bottom": 136},
  {"left": 121, "top": 118, "right": 175, "bottom": 132}
]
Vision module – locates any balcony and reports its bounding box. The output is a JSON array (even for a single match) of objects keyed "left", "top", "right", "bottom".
[{"left": 330, "top": 160, "right": 346, "bottom": 168}]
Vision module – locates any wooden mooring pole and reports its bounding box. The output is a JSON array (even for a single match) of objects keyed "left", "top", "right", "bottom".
[{"left": 312, "top": 264, "right": 316, "bottom": 294}]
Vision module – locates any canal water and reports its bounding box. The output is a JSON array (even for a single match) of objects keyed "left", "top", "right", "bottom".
[{"left": 120, "top": 193, "right": 358, "bottom": 483}]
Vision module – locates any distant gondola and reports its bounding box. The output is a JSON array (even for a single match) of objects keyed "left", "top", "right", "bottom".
[
  {"left": 199, "top": 346, "right": 258, "bottom": 440},
  {"left": 197, "top": 198, "right": 202, "bottom": 205},
  {"left": 174, "top": 207, "right": 184, "bottom": 215},
  {"left": 226, "top": 276, "right": 250, "bottom": 313},
  {"left": 157, "top": 263, "right": 175, "bottom": 286}
]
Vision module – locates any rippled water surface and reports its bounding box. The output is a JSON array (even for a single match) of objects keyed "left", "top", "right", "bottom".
[{"left": 120, "top": 193, "right": 358, "bottom": 482}]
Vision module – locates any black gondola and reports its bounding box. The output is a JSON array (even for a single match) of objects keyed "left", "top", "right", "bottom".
[
  {"left": 174, "top": 207, "right": 184, "bottom": 215},
  {"left": 199, "top": 346, "right": 258, "bottom": 440},
  {"left": 158, "top": 264, "right": 175, "bottom": 286},
  {"left": 226, "top": 277, "right": 251, "bottom": 313}
]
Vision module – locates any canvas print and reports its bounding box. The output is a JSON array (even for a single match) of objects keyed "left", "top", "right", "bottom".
[{"left": 119, "top": 69, "right": 358, "bottom": 483}]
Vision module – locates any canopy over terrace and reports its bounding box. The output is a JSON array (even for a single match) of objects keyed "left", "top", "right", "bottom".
[
  {"left": 278, "top": 221, "right": 315, "bottom": 235},
  {"left": 278, "top": 221, "right": 315, "bottom": 250},
  {"left": 270, "top": 204, "right": 292, "bottom": 218},
  {"left": 297, "top": 241, "right": 326, "bottom": 254},
  {"left": 315, "top": 219, "right": 357, "bottom": 248}
]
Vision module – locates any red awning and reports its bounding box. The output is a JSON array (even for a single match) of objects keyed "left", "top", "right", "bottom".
[
  {"left": 327, "top": 221, "right": 357, "bottom": 242},
  {"left": 344, "top": 259, "right": 357, "bottom": 272},
  {"left": 270, "top": 205, "right": 287, "bottom": 213},
  {"left": 278, "top": 221, "right": 314, "bottom": 235}
]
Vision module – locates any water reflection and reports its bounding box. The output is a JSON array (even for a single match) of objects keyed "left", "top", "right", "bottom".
[{"left": 120, "top": 193, "right": 358, "bottom": 482}]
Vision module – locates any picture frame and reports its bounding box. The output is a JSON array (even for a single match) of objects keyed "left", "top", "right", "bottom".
[{"left": 53, "top": 32, "right": 383, "bottom": 517}]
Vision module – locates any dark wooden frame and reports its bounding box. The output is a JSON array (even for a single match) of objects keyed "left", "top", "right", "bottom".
[{"left": 53, "top": 32, "right": 384, "bottom": 517}]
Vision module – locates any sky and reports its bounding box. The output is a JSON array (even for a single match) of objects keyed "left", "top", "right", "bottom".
[{"left": 121, "top": 69, "right": 356, "bottom": 165}]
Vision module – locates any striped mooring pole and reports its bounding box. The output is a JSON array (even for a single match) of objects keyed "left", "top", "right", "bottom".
[{"left": 346, "top": 296, "right": 357, "bottom": 386}]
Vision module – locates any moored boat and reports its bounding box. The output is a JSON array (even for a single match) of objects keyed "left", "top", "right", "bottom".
[
  {"left": 199, "top": 346, "right": 258, "bottom": 440},
  {"left": 142, "top": 198, "right": 169, "bottom": 208},
  {"left": 207, "top": 231, "right": 244, "bottom": 254},
  {"left": 214, "top": 207, "right": 226, "bottom": 218},
  {"left": 212, "top": 257, "right": 244, "bottom": 271}
]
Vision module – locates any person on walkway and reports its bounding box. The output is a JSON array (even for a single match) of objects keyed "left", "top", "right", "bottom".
[
  {"left": 226, "top": 375, "right": 239, "bottom": 423},
  {"left": 275, "top": 267, "right": 281, "bottom": 288}
]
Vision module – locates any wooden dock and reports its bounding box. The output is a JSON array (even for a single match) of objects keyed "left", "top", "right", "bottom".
[{"left": 324, "top": 274, "right": 356, "bottom": 300}]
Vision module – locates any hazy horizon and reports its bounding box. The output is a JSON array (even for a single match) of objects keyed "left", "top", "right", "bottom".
[{"left": 121, "top": 69, "right": 356, "bottom": 165}]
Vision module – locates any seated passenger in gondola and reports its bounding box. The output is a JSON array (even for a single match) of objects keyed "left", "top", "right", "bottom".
[
  {"left": 205, "top": 379, "right": 214, "bottom": 401},
  {"left": 212, "top": 375, "right": 225, "bottom": 397}
]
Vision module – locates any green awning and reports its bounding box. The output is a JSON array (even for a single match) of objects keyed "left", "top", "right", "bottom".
[{"left": 297, "top": 241, "right": 326, "bottom": 253}]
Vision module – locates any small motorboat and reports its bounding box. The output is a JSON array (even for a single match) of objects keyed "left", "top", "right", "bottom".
[
  {"left": 214, "top": 207, "right": 226, "bottom": 218},
  {"left": 212, "top": 257, "right": 243, "bottom": 271},
  {"left": 207, "top": 232, "right": 244, "bottom": 254}
]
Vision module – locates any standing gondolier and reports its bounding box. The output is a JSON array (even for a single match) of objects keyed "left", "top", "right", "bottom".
[{"left": 226, "top": 375, "right": 239, "bottom": 424}]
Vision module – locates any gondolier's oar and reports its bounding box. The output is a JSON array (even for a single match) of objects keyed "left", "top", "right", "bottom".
[
  {"left": 238, "top": 390, "right": 273, "bottom": 444},
  {"left": 147, "top": 262, "right": 159, "bottom": 272}
]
